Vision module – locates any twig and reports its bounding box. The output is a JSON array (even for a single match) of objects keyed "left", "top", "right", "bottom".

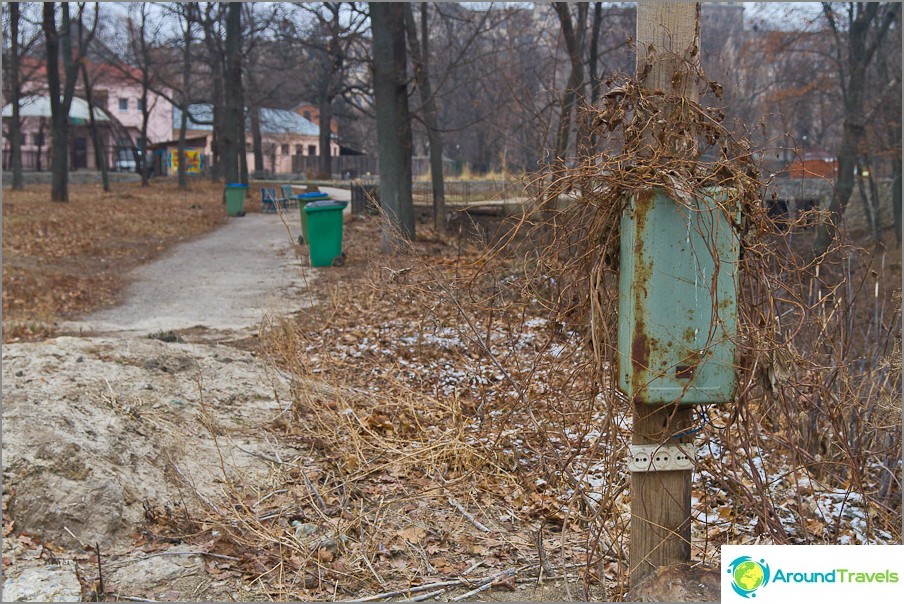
[
  {"left": 348, "top": 579, "right": 476, "bottom": 602},
  {"left": 451, "top": 568, "right": 516, "bottom": 602},
  {"left": 109, "top": 596, "right": 160, "bottom": 603},
  {"left": 62, "top": 526, "right": 88, "bottom": 550},
  {"left": 405, "top": 587, "right": 452, "bottom": 601},
  {"left": 103, "top": 550, "right": 240, "bottom": 569},
  {"left": 535, "top": 523, "right": 554, "bottom": 577},
  {"left": 94, "top": 542, "right": 105, "bottom": 601},
  {"left": 448, "top": 497, "right": 490, "bottom": 532},
  {"left": 301, "top": 467, "right": 328, "bottom": 512},
  {"left": 362, "top": 554, "right": 387, "bottom": 589},
  {"left": 462, "top": 560, "right": 483, "bottom": 576},
  {"left": 252, "top": 489, "right": 288, "bottom": 509}
]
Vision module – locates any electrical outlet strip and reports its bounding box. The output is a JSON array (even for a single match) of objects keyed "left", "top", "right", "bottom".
[{"left": 628, "top": 444, "right": 696, "bottom": 472}]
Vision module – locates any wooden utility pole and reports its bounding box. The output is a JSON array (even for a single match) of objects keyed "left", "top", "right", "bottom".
[{"left": 629, "top": 2, "right": 700, "bottom": 589}]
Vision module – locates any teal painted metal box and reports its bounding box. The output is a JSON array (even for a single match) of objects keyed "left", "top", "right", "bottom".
[{"left": 617, "top": 188, "right": 739, "bottom": 404}]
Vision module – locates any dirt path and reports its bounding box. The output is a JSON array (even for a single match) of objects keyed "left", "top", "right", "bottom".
[
  {"left": 3, "top": 209, "right": 322, "bottom": 601},
  {"left": 60, "top": 211, "right": 311, "bottom": 339}
]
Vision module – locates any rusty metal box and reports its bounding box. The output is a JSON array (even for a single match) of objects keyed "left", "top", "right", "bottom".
[{"left": 617, "top": 188, "right": 739, "bottom": 404}]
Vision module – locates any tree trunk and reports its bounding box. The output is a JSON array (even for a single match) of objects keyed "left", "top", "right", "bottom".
[
  {"left": 814, "top": 2, "right": 900, "bottom": 255},
  {"left": 223, "top": 2, "right": 243, "bottom": 185},
  {"left": 318, "top": 95, "right": 333, "bottom": 178},
  {"left": 9, "top": 3, "right": 24, "bottom": 190},
  {"left": 371, "top": 2, "right": 414, "bottom": 253},
  {"left": 203, "top": 6, "right": 225, "bottom": 181},
  {"left": 893, "top": 157, "right": 902, "bottom": 246},
  {"left": 404, "top": 3, "right": 446, "bottom": 235},
  {"left": 80, "top": 63, "right": 110, "bottom": 192},
  {"left": 36, "top": 119, "right": 46, "bottom": 171},
  {"left": 589, "top": 2, "right": 602, "bottom": 106},
  {"left": 177, "top": 4, "right": 195, "bottom": 189},
  {"left": 855, "top": 161, "right": 877, "bottom": 242},
  {"left": 43, "top": 3, "right": 75, "bottom": 202},
  {"left": 553, "top": 3, "right": 587, "bottom": 160},
  {"left": 251, "top": 106, "right": 264, "bottom": 176}
]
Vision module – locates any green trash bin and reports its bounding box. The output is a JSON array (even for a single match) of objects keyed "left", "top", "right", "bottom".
[
  {"left": 225, "top": 183, "right": 248, "bottom": 216},
  {"left": 297, "top": 194, "right": 332, "bottom": 244},
  {"left": 304, "top": 200, "right": 348, "bottom": 267}
]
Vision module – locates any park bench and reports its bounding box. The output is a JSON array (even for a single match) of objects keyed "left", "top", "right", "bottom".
[
  {"left": 261, "top": 187, "right": 284, "bottom": 213},
  {"left": 279, "top": 184, "right": 299, "bottom": 209}
]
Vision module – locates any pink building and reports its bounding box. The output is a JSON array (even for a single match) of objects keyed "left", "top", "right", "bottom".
[
  {"left": 2, "top": 59, "right": 172, "bottom": 172},
  {"left": 162, "top": 104, "right": 338, "bottom": 176}
]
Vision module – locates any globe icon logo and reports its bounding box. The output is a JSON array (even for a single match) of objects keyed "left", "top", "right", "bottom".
[{"left": 727, "top": 556, "right": 770, "bottom": 598}]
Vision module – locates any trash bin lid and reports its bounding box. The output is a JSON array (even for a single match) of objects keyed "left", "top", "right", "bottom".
[
  {"left": 299, "top": 192, "right": 330, "bottom": 199},
  {"left": 303, "top": 200, "right": 348, "bottom": 213},
  {"left": 225, "top": 183, "right": 248, "bottom": 188}
]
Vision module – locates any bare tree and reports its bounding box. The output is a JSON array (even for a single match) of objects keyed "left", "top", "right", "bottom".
[
  {"left": 552, "top": 2, "right": 588, "bottom": 160},
  {"left": 176, "top": 2, "right": 198, "bottom": 189},
  {"left": 76, "top": 4, "right": 108, "bottom": 192},
  {"left": 124, "top": 4, "right": 160, "bottom": 186},
  {"left": 814, "top": 2, "right": 901, "bottom": 253},
  {"left": 5, "top": 3, "right": 25, "bottom": 189},
  {"left": 222, "top": 1, "right": 244, "bottom": 185},
  {"left": 370, "top": 2, "right": 413, "bottom": 253},
  {"left": 42, "top": 2, "right": 95, "bottom": 202},
  {"left": 292, "top": 3, "right": 369, "bottom": 178},
  {"left": 404, "top": 3, "right": 446, "bottom": 235}
]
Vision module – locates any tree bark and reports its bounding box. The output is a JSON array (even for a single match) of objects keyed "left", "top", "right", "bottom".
[
  {"left": 177, "top": 4, "right": 195, "bottom": 189},
  {"left": 371, "top": 2, "right": 414, "bottom": 253},
  {"left": 404, "top": 3, "right": 446, "bottom": 235},
  {"left": 223, "top": 2, "right": 243, "bottom": 184},
  {"left": 9, "top": 3, "right": 24, "bottom": 190},
  {"left": 250, "top": 106, "right": 264, "bottom": 175},
  {"left": 134, "top": 5, "right": 153, "bottom": 186},
  {"left": 78, "top": 5, "right": 108, "bottom": 192},
  {"left": 814, "top": 2, "right": 901, "bottom": 254},
  {"left": 80, "top": 64, "right": 109, "bottom": 192},
  {"left": 202, "top": 4, "right": 225, "bottom": 181},
  {"left": 893, "top": 157, "right": 902, "bottom": 246},
  {"left": 552, "top": 3, "right": 587, "bottom": 161},
  {"left": 589, "top": 2, "right": 602, "bottom": 107},
  {"left": 44, "top": 3, "right": 71, "bottom": 201},
  {"left": 318, "top": 95, "right": 333, "bottom": 178}
]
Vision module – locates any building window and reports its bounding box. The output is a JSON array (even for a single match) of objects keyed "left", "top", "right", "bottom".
[
  {"left": 137, "top": 98, "right": 144, "bottom": 111},
  {"left": 281, "top": 143, "right": 290, "bottom": 155},
  {"left": 303, "top": 111, "right": 311, "bottom": 121},
  {"left": 308, "top": 145, "right": 317, "bottom": 156},
  {"left": 295, "top": 145, "right": 303, "bottom": 155},
  {"left": 119, "top": 98, "right": 129, "bottom": 112},
  {"left": 34, "top": 133, "right": 45, "bottom": 146},
  {"left": 333, "top": 147, "right": 338, "bottom": 156}
]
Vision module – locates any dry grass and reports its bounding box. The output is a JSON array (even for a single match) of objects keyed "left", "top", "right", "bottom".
[
  {"left": 2, "top": 179, "right": 227, "bottom": 342},
  {"left": 158, "top": 70, "right": 903, "bottom": 602}
]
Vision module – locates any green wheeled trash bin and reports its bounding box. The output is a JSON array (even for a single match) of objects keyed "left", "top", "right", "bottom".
[
  {"left": 304, "top": 200, "right": 348, "bottom": 267},
  {"left": 297, "top": 192, "right": 332, "bottom": 244},
  {"left": 225, "top": 183, "right": 248, "bottom": 217}
]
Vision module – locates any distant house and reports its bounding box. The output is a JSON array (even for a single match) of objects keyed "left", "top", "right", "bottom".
[
  {"left": 1, "top": 95, "right": 115, "bottom": 171},
  {"left": 2, "top": 59, "right": 173, "bottom": 172},
  {"left": 788, "top": 151, "right": 838, "bottom": 179},
  {"left": 166, "top": 104, "right": 339, "bottom": 175},
  {"left": 294, "top": 102, "right": 339, "bottom": 136}
]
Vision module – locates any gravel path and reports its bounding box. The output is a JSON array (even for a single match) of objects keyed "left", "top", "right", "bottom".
[{"left": 62, "top": 211, "right": 312, "bottom": 338}]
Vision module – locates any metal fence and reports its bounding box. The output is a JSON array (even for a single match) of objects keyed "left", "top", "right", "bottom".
[
  {"left": 411, "top": 179, "right": 534, "bottom": 203},
  {"left": 291, "top": 155, "right": 379, "bottom": 180},
  {"left": 2, "top": 146, "right": 139, "bottom": 173}
]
